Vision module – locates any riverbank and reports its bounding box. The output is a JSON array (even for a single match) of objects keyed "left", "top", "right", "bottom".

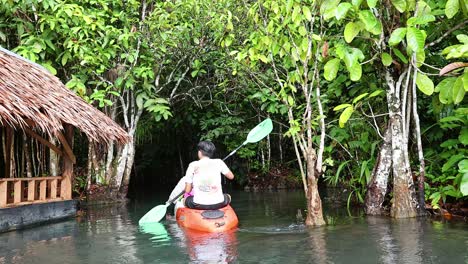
[{"left": 243, "top": 166, "right": 303, "bottom": 191}]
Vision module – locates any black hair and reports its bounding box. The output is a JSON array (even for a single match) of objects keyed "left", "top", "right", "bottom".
[{"left": 197, "top": 141, "right": 216, "bottom": 158}]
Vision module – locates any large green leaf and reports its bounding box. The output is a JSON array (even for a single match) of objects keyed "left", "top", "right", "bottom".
[
  {"left": 442, "top": 154, "right": 464, "bottom": 172},
  {"left": 463, "top": 72, "right": 468, "bottom": 91},
  {"left": 435, "top": 77, "right": 457, "bottom": 92},
  {"left": 336, "top": 2, "right": 352, "bottom": 20},
  {"left": 461, "top": 173, "right": 468, "bottom": 196},
  {"left": 352, "top": 0, "right": 364, "bottom": 6},
  {"left": 339, "top": 106, "right": 354, "bottom": 128},
  {"left": 324, "top": 58, "right": 341, "bottom": 81},
  {"left": 369, "top": 89, "right": 384, "bottom": 97},
  {"left": 388, "top": 28, "right": 407, "bottom": 46},
  {"left": 407, "top": 14, "right": 436, "bottom": 26},
  {"left": 392, "top": 48, "right": 409, "bottom": 63},
  {"left": 348, "top": 60, "right": 362, "bottom": 82},
  {"left": 320, "top": 0, "right": 341, "bottom": 20},
  {"left": 416, "top": 50, "right": 425, "bottom": 66},
  {"left": 452, "top": 76, "right": 465, "bottom": 104},
  {"left": 303, "top": 6, "right": 312, "bottom": 21},
  {"left": 358, "top": 10, "right": 382, "bottom": 35},
  {"left": 445, "top": 0, "right": 460, "bottom": 19},
  {"left": 352, "top": 92, "right": 369, "bottom": 104},
  {"left": 381, "top": 52, "right": 392, "bottom": 66},
  {"left": 406, "top": 27, "right": 425, "bottom": 52},
  {"left": 460, "top": 128, "right": 468, "bottom": 145},
  {"left": 440, "top": 83, "right": 453, "bottom": 104},
  {"left": 333, "top": 103, "right": 353, "bottom": 111},
  {"left": 416, "top": 73, "right": 434, "bottom": 95},
  {"left": 343, "top": 49, "right": 364, "bottom": 81},
  {"left": 344, "top": 22, "right": 361, "bottom": 43},
  {"left": 367, "top": 0, "right": 378, "bottom": 8},
  {"left": 391, "top": 0, "right": 407, "bottom": 12}
]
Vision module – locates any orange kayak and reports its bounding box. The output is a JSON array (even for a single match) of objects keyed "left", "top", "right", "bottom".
[{"left": 175, "top": 204, "right": 239, "bottom": 233}]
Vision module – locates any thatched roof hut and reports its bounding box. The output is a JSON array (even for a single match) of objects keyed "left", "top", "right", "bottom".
[{"left": 0, "top": 46, "right": 128, "bottom": 144}]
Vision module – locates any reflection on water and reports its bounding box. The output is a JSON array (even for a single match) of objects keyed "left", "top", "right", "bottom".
[
  {"left": 0, "top": 190, "right": 467, "bottom": 264},
  {"left": 183, "top": 229, "right": 237, "bottom": 263},
  {"left": 139, "top": 223, "right": 171, "bottom": 245}
]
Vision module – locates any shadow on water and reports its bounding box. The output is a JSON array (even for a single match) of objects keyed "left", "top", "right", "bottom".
[{"left": 0, "top": 190, "right": 467, "bottom": 264}]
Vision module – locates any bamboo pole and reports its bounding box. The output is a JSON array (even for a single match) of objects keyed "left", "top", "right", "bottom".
[
  {"left": 61, "top": 125, "right": 74, "bottom": 199},
  {"left": 5, "top": 127, "right": 13, "bottom": 178}
]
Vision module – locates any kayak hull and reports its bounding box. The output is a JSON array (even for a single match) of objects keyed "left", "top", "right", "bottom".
[{"left": 175, "top": 204, "right": 238, "bottom": 233}]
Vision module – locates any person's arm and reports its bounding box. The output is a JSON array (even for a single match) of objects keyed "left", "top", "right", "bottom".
[
  {"left": 224, "top": 170, "right": 234, "bottom": 180},
  {"left": 185, "top": 182, "right": 193, "bottom": 193},
  {"left": 220, "top": 160, "right": 234, "bottom": 180},
  {"left": 184, "top": 163, "right": 195, "bottom": 194}
]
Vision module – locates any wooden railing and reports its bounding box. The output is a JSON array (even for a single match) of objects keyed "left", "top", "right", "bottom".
[{"left": 0, "top": 176, "right": 70, "bottom": 208}]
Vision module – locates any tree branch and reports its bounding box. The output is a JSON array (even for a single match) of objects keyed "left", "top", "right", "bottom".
[{"left": 425, "top": 20, "right": 468, "bottom": 48}]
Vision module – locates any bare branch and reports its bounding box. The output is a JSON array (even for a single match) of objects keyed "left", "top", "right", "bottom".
[
  {"left": 169, "top": 66, "right": 191, "bottom": 101},
  {"left": 366, "top": 102, "right": 384, "bottom": 139},
  {"left": 425, "top": 20, "right": 468, "bottom": 48}
]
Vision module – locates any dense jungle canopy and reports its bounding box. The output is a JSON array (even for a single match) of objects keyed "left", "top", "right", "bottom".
[{"left": 0, "top": 0, "right": 467, "bottom": 225}]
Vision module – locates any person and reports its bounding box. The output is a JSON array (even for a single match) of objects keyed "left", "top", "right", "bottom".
[{"left": 183, "top": 141, "right": 234, "bottom": 210}]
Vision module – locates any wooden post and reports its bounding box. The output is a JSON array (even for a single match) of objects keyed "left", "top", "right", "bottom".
[
  {"left": 24, "top": 127, "right": 63, "bottom": 156},
  {"left": 0, "top": 181, "right": 7, "bottom": 207},
  {"left": 39, "top": 179, "right": 47, "bottom": 200},
  {"left": 14, "top": 180, "right": 22, "bottom": 203},
  {"left": 61, "top": 125, "right": 74, "bottom": 200},
  {"left": 50, "top": 179, "right": 58, "bottom": 198},
  {"left": 28, "top": 179, "right": 36, "bottom": 201},
  {"left": 5, "top": 127, "right": 13, "bottom": 178}
]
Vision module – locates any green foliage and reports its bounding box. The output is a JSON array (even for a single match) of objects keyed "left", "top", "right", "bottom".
[
  {"left": 425, "top": 107, "right": 468, "bottom": 208},
  {"left": 2, "top": 0, "right": 467, "bottom": 210},
  {"left": 416, "top": 73, "right": 434, "bottom": 95}
]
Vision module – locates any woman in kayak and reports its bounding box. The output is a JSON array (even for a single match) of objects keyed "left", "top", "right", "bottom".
[{"left": 183, "top": 141, "right": 234, "bottom": 210}]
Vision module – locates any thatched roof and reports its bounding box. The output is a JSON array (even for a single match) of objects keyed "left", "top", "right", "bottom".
[{"left": 0, "top": 46, "right": 129, "bottom": 144}]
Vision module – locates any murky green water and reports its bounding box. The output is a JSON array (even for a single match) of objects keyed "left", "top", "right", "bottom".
[{"left": 0, "top": 190, "right": 467, "bottom": 264}]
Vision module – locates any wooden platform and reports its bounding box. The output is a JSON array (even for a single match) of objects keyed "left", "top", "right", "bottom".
[
  {"left": 0, "top": 199, "right": 77, "bottom": 233},
  {"left": 0, "top": 176, "right": 71, "bottom": 208}
]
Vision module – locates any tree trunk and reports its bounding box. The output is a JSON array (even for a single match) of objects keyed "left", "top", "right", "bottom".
[
  {"left": 267, "top": 132, "right": 271, "bottom": 169},
  {"left": 23, "top": 134, "right": 32, "bottom": 178},
  {"left": 386, "top": 71, "right": 417, "bottom": 218},
  {"left": 279, "top": 126, "right": 283, "bottom": 163},
  {"left": 122, "top": 140, "right": 135, "bottom": 188},
  {"left": 113, "top": 143, "right": 129, "bottom": 191},
  {"left": 104, "top": 141, "right": 115, "bottom": 184},
  {"left": 365, "top": 126, "right": 392, "bottom": 215},
  {"left": 8, "top": 128, "right": 15, "bottom": 178},
  {"left": 411, "top": 66, "right": 426, "bottom": 215},
  {"left": 86, "top": 143, "right": 94, "bottom": 191},
  {"left": 49, "top": 137, "right": 59, "bottom": 176},
  {"left": 305, "top": 152, "right": 326, "bottom": 226},
  {"left": 390, "top": 115, "right": 417, "bottom": 218}
]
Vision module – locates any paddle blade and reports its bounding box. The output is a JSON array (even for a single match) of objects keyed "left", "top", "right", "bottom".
[
  {"left": 246, "top": 118, "right": 273, "bottom": 143},
  {"left": 138, "top": 204, "right": 168, "bottom": 225},
  {"left": 139, "top": 222, "right": 170, "bottom": 242}
]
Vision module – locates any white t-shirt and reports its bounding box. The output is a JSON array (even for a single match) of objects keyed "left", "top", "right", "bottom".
[{"left": 185, "top": 158, "right": 230, "bottom": 205}]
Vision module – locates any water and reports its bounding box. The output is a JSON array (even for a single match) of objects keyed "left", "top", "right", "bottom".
[{"left": 0, "top": 190, "right": 467, "bottom": 264}]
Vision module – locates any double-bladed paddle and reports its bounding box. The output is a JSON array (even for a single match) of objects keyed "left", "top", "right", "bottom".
[{"left": 138, "top": 118, "right": 273, "bottom": 225}]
